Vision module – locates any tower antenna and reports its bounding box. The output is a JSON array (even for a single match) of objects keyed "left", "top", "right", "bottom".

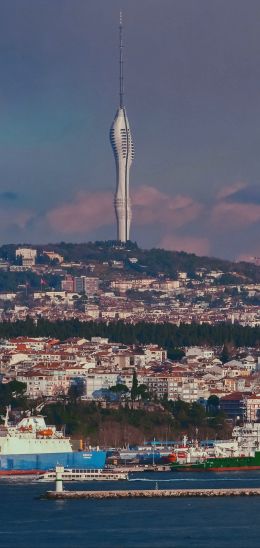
[{"left": 119, "top": 11, "right": 124, "bottom": 108}]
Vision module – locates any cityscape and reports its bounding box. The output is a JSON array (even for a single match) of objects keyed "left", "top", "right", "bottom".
[{"left": 0, "top": 2, "right": 260, "bottom": 548}]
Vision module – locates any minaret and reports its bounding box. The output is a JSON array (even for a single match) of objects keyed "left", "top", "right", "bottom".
[{"left": 110, "top": 12, "right": 134, "bottom": 243}]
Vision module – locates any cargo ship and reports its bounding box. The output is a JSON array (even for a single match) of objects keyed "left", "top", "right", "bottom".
[
  {"left": 171, "top": 452, "right": 260, "bottom": 472},
  {"left": 0, "top": 410, "right": 106, "bottom": 476}
]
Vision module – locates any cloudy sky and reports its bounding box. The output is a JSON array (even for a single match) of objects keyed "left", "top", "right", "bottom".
[{"left": 0, "top": 0, "right": 259, "bottom": 260}]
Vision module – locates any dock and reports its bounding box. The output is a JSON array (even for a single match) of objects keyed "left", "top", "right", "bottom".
[{"left": 42, "top": 487, "right": 260, "bottom": 500}]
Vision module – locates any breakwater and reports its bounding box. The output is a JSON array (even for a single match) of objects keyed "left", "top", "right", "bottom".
[{"left": 42, "top": 487, "right": 260, "bottom": 500}]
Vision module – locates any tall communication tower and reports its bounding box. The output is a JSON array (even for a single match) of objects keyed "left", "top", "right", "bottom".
[{"left": 110, "top": 13, "right": 134, "bottom": 243}]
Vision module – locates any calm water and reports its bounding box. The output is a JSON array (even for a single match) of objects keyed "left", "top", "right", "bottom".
[{"left": 1, "top": 472, "right": 260, "bottom": 547}]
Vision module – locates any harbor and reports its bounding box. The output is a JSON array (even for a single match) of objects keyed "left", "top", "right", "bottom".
[{"left": 39, "top": 466, "right": 260, "bottom": 500}]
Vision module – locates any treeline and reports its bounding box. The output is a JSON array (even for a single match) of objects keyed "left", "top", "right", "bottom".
[{"left": 0, "top": 318, "right": 259, "bottom": 348}]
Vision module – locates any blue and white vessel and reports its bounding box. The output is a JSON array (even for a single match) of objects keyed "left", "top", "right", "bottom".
[{"left": 0, "top": 411, "right": 106, "bottom": 476}]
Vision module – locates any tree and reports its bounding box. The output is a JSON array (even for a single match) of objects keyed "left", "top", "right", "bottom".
[
  {"left": 131, "top": 370, "right": 138, "bottom": 401},
  {"left": 207, "top": 395, "right": 220, "bottom": 415},
  {"left": 109, "top": 384, "right": 129, "bottom": 401},
  {"left": 137, "top": 384, "right": 150, "bottom": 401},
  {"left": 220, "top": 342, "right": 233, "bottom": 364},
  {"left": 67, "top": 384, "right": 81, "bottom": 405},
  {"left": 0, "top": 380, "right": 27, "bottom": 414},
  {"left": 167, "top": 348, "right": 185, "bottom": 361}
]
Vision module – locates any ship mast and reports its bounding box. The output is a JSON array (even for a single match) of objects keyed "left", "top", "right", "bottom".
[{"left": 4, "top": 406, "right": 10, "bottom": 427}]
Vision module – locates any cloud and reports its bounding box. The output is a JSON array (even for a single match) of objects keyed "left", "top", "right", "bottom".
[
  {"left": 236, "top": 249, "right": 260, "bottom": 262},
  {"left": 133, "top": 185, "right": 203, "bottom": 228},
  {"left": 46, "top": 185, "right": 203, "bottom": 235},
  {"left": 47, "top": 190, "right": 113, "bottom": 234},
  {"left": 227, "top": 185, "right": 260, "bottom": 205},
  {"left": 159, "top": 234, "right": 210, "bottom": 256},
  {"left": 212, "top": 201, "right": 260, "bottom": 227},
  {"left": 0, "top": 207, "right": 33, "bottom": 230},
  {"left": 0, "top": 191, "right": 18, "bottom": 201},
  {"left": 217, "top": 182, "right": 247, "bottom": 200},
  {"left": 212, "top": 182, "right": 260, "bottom": 228},
  {"left": 44, "top": 181, "right": 259, "bottom": 259}
]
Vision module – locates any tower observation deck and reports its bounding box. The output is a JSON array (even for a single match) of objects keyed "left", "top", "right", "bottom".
[{"left": 110, "top": 13, "right": 134, "bottom": 243}]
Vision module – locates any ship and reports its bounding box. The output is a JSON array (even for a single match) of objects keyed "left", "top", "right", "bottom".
[
  {"left": 118, "top": 445, "right": 177, "bottom": 465},
  {"left": 0, "top": 410, "right": 106, "bottom": 476},
  {"left": 37, "top": 468, "right": 128, "bottom": 482},
  {"left": 171, "top": 423, "right": 260, "bottom": 472},
  {"left": 170, "top": 452, "right": 260, "bottom": 472}
]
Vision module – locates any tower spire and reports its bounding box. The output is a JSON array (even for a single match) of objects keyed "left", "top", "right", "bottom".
[{"left": 119, "top": 11, "right": 124, "bottom": 108}]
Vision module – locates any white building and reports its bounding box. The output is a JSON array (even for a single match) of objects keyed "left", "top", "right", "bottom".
[{"left": 16, "top": 248, "right": 37, "bottom": 267}]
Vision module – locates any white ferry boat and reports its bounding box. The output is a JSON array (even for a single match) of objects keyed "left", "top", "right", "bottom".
[{"left": 37, "top": 468, "right": 128, "bottom": 482}]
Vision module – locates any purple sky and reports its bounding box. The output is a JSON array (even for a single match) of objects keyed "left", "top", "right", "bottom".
[{"left": 0, "top": 0, "right": 259, "bottom": 260}]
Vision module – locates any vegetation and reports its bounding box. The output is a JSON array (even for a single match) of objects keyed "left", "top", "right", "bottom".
[
  {"left": 0, "top": 379, "right": 230, "bottom": 443},
  {"left": 42, "top": 397, "right": 230, "bottom": 445},
  {"left": 220, "top": 342, "right": 234, "bottom": 364},
  {"left": 0, "top": 318, "right": 259, "bottom": 349},
  {"left": 0, "top": 271, "right": 60, "bottom": 292},
  {"left": 0, "top": 380, "right": 28, "bottom": 415},
  {"left": 0, "top": 241, "right": 259, "bottom": 282}
]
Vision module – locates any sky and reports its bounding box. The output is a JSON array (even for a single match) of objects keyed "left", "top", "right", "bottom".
[{"left": 0, "top": 0, "right": 259, "bottom": 260}]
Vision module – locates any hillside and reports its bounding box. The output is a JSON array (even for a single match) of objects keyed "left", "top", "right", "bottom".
[{"left": 0, "top": 241, "right": 259, "bottom": 282}]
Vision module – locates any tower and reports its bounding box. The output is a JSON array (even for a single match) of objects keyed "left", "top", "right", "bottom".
[{"left": 110, "top": 13, "right": 134, "bottom": 243}]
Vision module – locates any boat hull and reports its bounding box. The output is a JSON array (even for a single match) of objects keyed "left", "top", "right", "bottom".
[
  {"left": 173, "top": 465, "right": 260, "bottom": 472},
  {"left": 171, "top": 451, "right": 260, "bottom": 472},
  {"left": 0, "top": 451, "right": 106, "bottom": 476}
]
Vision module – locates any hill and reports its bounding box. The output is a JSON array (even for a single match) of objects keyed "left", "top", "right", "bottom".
[{"left": 0, "top": 241, "right": 259, "bottom": 282}]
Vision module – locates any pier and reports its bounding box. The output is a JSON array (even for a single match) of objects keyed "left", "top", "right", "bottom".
[
  {"left": 42, "top": 487, "right": 260, "bottom": 500},
  {"left": 39, "top": 466, "right": 260, "bottom": 500}
]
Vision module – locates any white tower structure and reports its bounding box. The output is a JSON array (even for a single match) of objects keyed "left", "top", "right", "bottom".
[{"left": 110, "top": 13, "right": 134, "bottom": 243}]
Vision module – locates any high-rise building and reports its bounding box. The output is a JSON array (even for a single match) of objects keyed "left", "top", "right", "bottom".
[
  {"left": 84, "top": 277, "right": 100, "bottom": 296},
  {"left": 110, "top": 13, "right": 134, "bottom": 243},
  {"left": 61, "top": 275, "right": 74, "bottom": 293},
  {"left": 73, "top": 277, "right": 85, "bottom": 293}
]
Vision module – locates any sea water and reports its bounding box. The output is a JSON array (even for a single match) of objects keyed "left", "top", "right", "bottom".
[{"left": 1, "top": 472, "right": 260, "bottom": 547}]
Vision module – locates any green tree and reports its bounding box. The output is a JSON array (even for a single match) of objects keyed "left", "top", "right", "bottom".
[
  {"left": 0, "top": 380, "right": 27, "bottom": 414},
  {"left": 109, "top": 384, "right": 129, "bottom": 401},
  {"left": 167, "top": 348, "right": 185, "bottom": 361},
  {"left": 137, "top": 384, "right": 150, "bottom": 401},
  {"left": 67, "top": 384, "right": 81, "bottom": 405},
  {"left": 131, "top": 370, "right": 138, "bottom": 401},
  {"left": 220, "top": 342, "right": 233, "bottom": 363},
  {"left": 207, "top": 395, "right": 220, "bottom": 415}
]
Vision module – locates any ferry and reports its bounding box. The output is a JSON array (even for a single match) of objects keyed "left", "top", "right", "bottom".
[
  {"left": 0, "top": 409, "right": 106, "bottom": 476},
  {"left": 37, "top": 468, "right": 128, "bottom": 482}
]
